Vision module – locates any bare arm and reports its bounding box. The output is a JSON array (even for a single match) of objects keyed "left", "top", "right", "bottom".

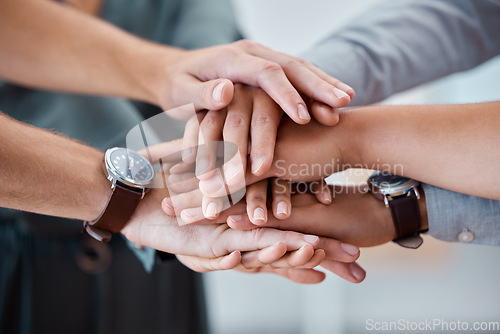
[
  {"left": 196, "top": 101, "right": 500, "bottom": 200},
  {"left": 0, "top": 0, "right": 353, "bottom": 122},
  {"left": 0, "top": 112, "right": 109, "bottom": 220},
  {"left": 0, "top": 0, "right": 171, "bottom": 106}
]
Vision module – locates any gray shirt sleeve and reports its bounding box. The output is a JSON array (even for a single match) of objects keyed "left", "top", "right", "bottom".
[
  {"left": 423, "top": 184, "right": 500, "bottom": 246},
  {"left": 302, "top": 0, "right": 500, "bottom": 106},
  {"left": 301, "top": 0, "right": 500, "bottom": 245}
]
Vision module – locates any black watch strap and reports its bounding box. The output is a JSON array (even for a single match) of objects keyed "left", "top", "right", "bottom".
[{"left": 388, "top": 189, "right": 423, "bottom": 249}]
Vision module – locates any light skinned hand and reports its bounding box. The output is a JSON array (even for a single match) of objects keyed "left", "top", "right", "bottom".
[{"left": 160, "top": 40, "right": 354, "bottom": 123}]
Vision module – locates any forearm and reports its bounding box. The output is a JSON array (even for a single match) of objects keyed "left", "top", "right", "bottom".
[
  {"left": 342, "top": 102, "right": 500, "bottom": 199},
  {"left": 0, "top": 0, "right": 177, "bottom": 106},
  {"left": 0, "top": 112, "right": 109, "bottom": 221}
]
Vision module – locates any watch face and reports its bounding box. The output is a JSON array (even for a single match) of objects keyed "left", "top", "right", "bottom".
[
  {"left": 368, "top": 171, "right": 419, "bottom": 196},
  {"left": 106, "top": 148, "right": 154, "bottom": 187}
]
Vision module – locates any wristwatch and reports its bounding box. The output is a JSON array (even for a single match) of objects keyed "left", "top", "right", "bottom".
[
  {"left": 367, "top": 171, "right": 426, "bottom": 249},
  {"left": 83, "top": 147, "right": 154, "bottom": 243}
]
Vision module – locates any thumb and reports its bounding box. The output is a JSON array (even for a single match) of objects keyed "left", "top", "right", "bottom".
[{"left": 161, "top": 78, "right": 234, "bottom": 113}]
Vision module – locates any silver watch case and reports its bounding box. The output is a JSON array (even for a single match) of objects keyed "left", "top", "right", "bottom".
[
  {"left": 367, "top": 171, "right": 420, "bottom": 207},
  {"left": 104, "top": 147, "right": 154, "bottom": 198}
]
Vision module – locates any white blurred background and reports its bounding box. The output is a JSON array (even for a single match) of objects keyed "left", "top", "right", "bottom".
[{"left": 204, "top": 1, "right": 500, "bottom": 333}]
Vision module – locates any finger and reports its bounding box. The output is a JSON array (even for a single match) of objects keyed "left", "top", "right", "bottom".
[
  {"left": 162, "top": 189, "right": 204, "bottom": 217},
  {"left": 271, "top": 178, "right": 291, "bottom": 219},
  {"left": 213, "top": 227, "right": 321, "bottom": 256},
  {"left": 236, "top": 41, "right": 353, "bottom": 107},
  {"left": 209, "top": 49, "right": 311, "bottom": 124},
  {"left": 237, "top": 266, "right": 326, "bottom": 284},
  {"left": 166, "top": 172, "right": 199, "bottom": 193},
  {"left": 241, "top": 241, "right": 288, "bottom": 266},
  {"left": 182, "top": 113, "right": 204, "bottom": 163},
  {"left": 317, "top": 237, "right": 360, "bottom": 263},
  {"left": 301, "top": 61, "right": 356, "bottom": 99},
  {"left": 241, "top": 244, "right": 324, "bottom": 269},
  {"left": 170, "top": 77, "right": 235, "bottom": 112},
  {"left": 271, "top": 248, "right": 325, "bottom": 269},
  {"left": 196, "top": 110, "right": 226, "bottom": 180},
  {"left": 249, "top": 90, "right": 282, "bottom": 177},
  {"left": 163, "top": 103, "right": 197, "bottom": 121},
  {"left": 309, "top": 100, "right": 340, "bottom": 127},
  {"left": 199, "top": 170, "right": 230, "bottom": 198},
  {"left": 246, "top": 179, "right": 268, "bottom": 225},
  {"left": 311, "top": 179, "right": 332, "bottom": 205},
  {"left": 176, "top": 251, "right": 242, "bottom": 273},
  {"left": 139, "top": 139, "right": 183, "bottom": 164},
  {"left": 202, "top": 195, "right": 225, "bottom": 220},
  {"left": 222, "top": 85, "right": 252, "bottom": 188},
  {"left": 320, "top": 259, "right": 366, "bottom": 283},
  {"left": 227, "top": 210, "right": 361, "bottom": 263}
]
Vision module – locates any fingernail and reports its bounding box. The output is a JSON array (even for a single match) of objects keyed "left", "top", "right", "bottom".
[
  {"left": 205, "top": 202, "right": 218, "bottom": 218},
  {"left": 212, "top": 81, "right": 226, "bottom": 103},
  {"left": 336, "top": 82, "right": 354, "bottom": 95},
  {"left": 333, "top": 87, "right": 350, "bottom": 99},
  {"left": 180, "top": 209, "right": 200, "bottom": 225},
  {"left": 341, "top": 243, "right": 360, "bottom": 256},
  {"left": 276, "top": 201, "right": 288, "bottom": 215},
  {"left": 303, "top": 235, "right": 319, "bottom": 245},
  {"left": 228, "top": 215, "right": 242, "bottom": 223},
  {"left": 224, "top": 162, "right": 241, "bottom": 184},
  {"left": 297, "top": 104, "right": 310, "bottom": 121},
  {"left": 251, "top": 157, "right": 265, "bottom": 175},
  {"left": 162, "top": 198, "right": 174, "bottom": 212},
  {"left": 349, "top": 262, "right": 366, "bottom": 281},
  {"left": 322, "top": 190, "right": 332, "bottom": 204},
  {"left": 253, "top": 207, "right": 266, "bottom": 223}
]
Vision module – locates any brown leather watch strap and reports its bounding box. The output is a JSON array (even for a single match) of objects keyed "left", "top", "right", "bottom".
[
  {"left": 83, "top": 182, "right": 143, "bottom": 242},
  {"left": 388, "top": 190, "right": 422, "bottom": 240}
]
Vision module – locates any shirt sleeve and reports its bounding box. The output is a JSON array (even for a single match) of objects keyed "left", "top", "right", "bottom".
[
  {"left": 301, "top": 0, "right": 500, "bottom": 106},
  {"left": 423, "top": 184, "right": 500, "bottom": 246}
]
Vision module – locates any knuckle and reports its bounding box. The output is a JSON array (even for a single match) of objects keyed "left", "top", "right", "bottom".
[
  {"left": 251, "top": 228, "right": 266, "bottom": 243},
  {"left": 200, "top": 114, "right": 220, "bottom": 129},
  {"left": 247, "top": 191, "right": 266, "bottom": 203},
  {"left": 251, "top": 113, "right": 273, "bottom": 129},
  {"left": 233, "top": 39, "right": 254, "bottom": 50},
  {"left": 222, "top": 45, "right": 242, "bottom": 58},
  {"left": 224, "top": 114, "right": 247, "bottom": 130},
  {"left": 283, "top": 58, "right": 303, "bottom": 69},
  {"left": 259, "top": 61, "right": 283, "bottom": 75}
]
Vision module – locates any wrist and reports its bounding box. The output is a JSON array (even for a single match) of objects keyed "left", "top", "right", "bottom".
[
  {"left": 119, "top": 41, "right": 184, "bottom": 107},
  {"left": 330, "top": 109, "right": 364, "bottom": 171}
]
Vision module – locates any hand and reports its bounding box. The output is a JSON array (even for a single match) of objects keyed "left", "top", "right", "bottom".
[
  {"left": 161, "top": 189, "right": 365, "bottom": 283},
  {"left": 176, "top": 244, "right": 329, "bottom": 284},
  {"left": 177, "top": 84, "right": 337, "bottom": 221},
  {"left": 198, "top": 117, "right": 351, "bottom": 198},
  {"left": 121, "top": 187, "right": 326, "bottom": 265},
  {"left": 160, "top": 40, "right": 354, "bottom": 124},
  {"left": 227, "top": 185, "right": 409, "bottom": 247}
]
